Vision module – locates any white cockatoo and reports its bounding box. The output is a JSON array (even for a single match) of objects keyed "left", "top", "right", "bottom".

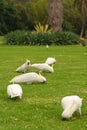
[
  {"left": 61, "top": 95, "right": 83, "bottom": 120},
  {"left": 30, "top": 63, "right": 54, "bottom": 73},
  {"left": 10, "top": 72, "right": 46, "bottom": 84},
  {"left": 45, "top": 57, "right": 56, "bottom": 65},
  {"left": 46, "top": 44, "right": 49, "bottom": 48},
  {"left": 16, "top": 59, "right": 30, "bottom": 73},
  {"left": 7, "top": 84, "right": 23, "bottom": 99}
]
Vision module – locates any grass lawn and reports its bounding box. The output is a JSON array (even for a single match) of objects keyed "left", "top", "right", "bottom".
[{"left": 0, "top": 43, "right": 87, "bottom": 130}]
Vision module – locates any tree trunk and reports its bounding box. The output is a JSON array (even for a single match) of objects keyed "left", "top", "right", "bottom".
[
  {"left": 48, "top": 0, "right": 63, "bottom": 31},
  {"left": 80, "top": 0, "right": 87, "bottom": 37},
  {"left": 80, "top": 16, "right": 86, "bottom": 37}
]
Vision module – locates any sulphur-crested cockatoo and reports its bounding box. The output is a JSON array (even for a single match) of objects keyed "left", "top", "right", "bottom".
[
  {"left": 30, "top": 63, "right": 54, "bottom": 73},
  {"left": 61, "top": 95, "right": 83, "bottom": 120},
  {"left": 46, "top": 44, "right": 49, "bottom": 48},
  {"left": 45, "top": 57, "right": 56, "bottom": 65},
  {"left": 10, "top": 72, "right": 46, "bottom": 84},
  {"left": 16, "top": 59, "right": 30, "bottom": 73},
  {"left": 7, "top": 84, "right": 23, "bottom": 99}
]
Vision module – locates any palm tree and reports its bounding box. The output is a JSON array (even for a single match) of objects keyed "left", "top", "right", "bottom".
[
  {"left": 48, "top": 0, "right": 63, "bottom": 31},
  {"left": 74, "top": 0, "right": 87, "bottom": 37}
]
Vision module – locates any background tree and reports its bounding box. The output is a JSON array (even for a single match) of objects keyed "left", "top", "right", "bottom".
[
  {"left": 48, "top": 0, "right": 63, "bottom": 31},
  {"left": 0, "top": 0, "right": 20, "bottom": 35},
  {"left": 0, "top": 0, "right": 87, "bottom": 35},
  {"left": 80, "top": 0, "right": 87, "bottom": 37},
  {"left": 24, "top": 0, "right": 48, "bottom": 25},
  {"left": 16, "top": 2, "right": 33, "bottom": 30},
  {"left": 74, "top": 0, "right": 87, "bottom": 37},
  {"left": 63, "top": 0, "right": 82, "bottom": 34}
]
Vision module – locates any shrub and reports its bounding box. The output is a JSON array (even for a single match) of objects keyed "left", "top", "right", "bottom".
[
  {"left": 54, "top": 31, "right": 80, "bottom": 45},
  {"left": 33, "top": 23, "right": 53, "bottom": 33},
  {"left": 5, "top": 30, "right": 28, "bottom": 45},
  {"left": 5, "top": 30, "right": 80, "bottom": 45}
]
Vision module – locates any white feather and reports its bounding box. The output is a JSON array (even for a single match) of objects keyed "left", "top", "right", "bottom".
[
  {"left": 16, "top": 59, "right": 30, "bottom": 73},
  {"left": 10, "top": 72, "right": 46, "bottom": 84},
  {"left": 61, "top": 95, "right": 82, "bottom": 119},
  {"left": 30, "top": 63, "right": 54, "bottom": 73},
  {"left": 45, "top": 57, "right": 56, "bottom": 65},
  {"left": 7, "top": 84, "right": 23, "bottom": 99}
]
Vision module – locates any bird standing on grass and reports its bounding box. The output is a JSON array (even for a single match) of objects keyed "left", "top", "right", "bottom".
[
  {"left": 30, "top": 63, "right": 54, "bottom": 73},
  {"left": 16, "top": 59, "right": 30, "bottom": 73},
  {"left": 45, "top": 57, "right": 56, "bottom": 65},
  {"left": 46, "top": 44, "right": 49, "bottom": 48},
  {"left": 61, "top": 95, "right": 83, "bottom": 120},
  {"left": 10, "top": 72, "right": 46, "bottom": 84},
  {"left": 7, "top": 84, "right": 23, "bottom": 99}
]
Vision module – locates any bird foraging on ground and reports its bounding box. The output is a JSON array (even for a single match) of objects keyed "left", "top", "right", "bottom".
[
  {"left": 45, "top": 57, "right": 56, "bottom": 65},
  {"left": 7, "top": 84, "right": 23, "bottom": 99},
  {"left": 46, "top": 44, "right": 49, "bottom": 48},
  {"left": 61, "top": 95, "right": 83, "bottom": 120},
  {"left": 10, "top": 72, "right": 46, "bottom": 84},
  {"left": 16, "top": 59, "right": 30, "bottom": 73},
  {"left": 30, "top": 63, "right": 54, "bottom": 73}
]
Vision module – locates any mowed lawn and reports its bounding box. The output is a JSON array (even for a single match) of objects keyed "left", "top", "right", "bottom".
[{"left": 0, "top": 44, "right": 87, "bottom": 130}]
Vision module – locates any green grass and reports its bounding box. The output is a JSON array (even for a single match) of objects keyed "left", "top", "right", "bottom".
[
  {"left": 0, "top": 36, "right": 6, "bottom": 45},
  {"left": 0, "top": 44, "right": 87, "bottom": 130}
]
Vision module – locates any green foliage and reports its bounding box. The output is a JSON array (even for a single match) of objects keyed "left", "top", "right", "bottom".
[
  {"left": 5, "top": 30, "right": 29, "bottom": 45},
  {"left": 16, "top": 2, "right": 34, "bottom": 30},
  {"left": 0, "top": 0, "right": 20, "bottom": 35},
  {"left": 33, "top": 23, "right": 53, "bottom": 33},
  {"left": 54, "top": 31, "right": 80, "bottom": 45},
  {"left": 0, "top": 0, "right": 85, "bottom": 36},
  {"left": 5, "top": 30, "right": 80, "bottom": 45},
  {"left": 0, "top": 0, "right": 48, "bottom": 34},
  {"left": 24, "top": 0, "right": 48, "bottom": 25},
  {"left": 0, "top": 36, "right": 5, "bottom": 44},
  {"left": 63, "top": 0, "right": 82, "bottom": 34}
]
